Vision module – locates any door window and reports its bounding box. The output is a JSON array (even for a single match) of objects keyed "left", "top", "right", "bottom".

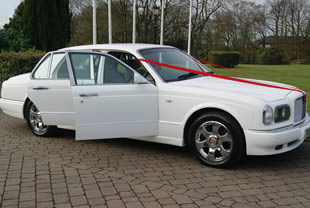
[
  {"left": 33, "top": 55, "right": 51, "bottom": 79},
  {"left": 108, "top": 51, "right": 155, "bottom": 84},
  {"left": 70, "top": 53, "right": 93, "bottom": 85},
  {"left": 70, "top": 53, "right": 134, "bottom": 85},
  {"left": 103, "top": 55, "right": 134, "bottom": 84},
  {"left": 50, "top": 53, "right": 69, "bottom": 79}
]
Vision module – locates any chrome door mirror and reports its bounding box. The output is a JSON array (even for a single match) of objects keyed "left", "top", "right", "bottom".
[{"left": 134, "top": 73, "right": 149, "bottom": 84}]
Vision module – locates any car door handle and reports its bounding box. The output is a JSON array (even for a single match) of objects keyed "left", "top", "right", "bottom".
[
  {"left": 33, "top": 87, "right": 49, "bottom": 90},
  {"left": 79, "top": 93, "right": 99, "bottom": 97}
]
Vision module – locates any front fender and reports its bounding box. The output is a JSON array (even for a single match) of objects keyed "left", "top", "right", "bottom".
[{"left": 181, "top": 102, "right": 254, "bottom": 131}]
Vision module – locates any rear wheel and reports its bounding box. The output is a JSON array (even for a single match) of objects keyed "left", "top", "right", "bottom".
[
  {"left": 26, "top": 102, "right": 57, "bottom": 137},
  {"left": 187, "top": 111, "right": 245, "bottom": 168}
]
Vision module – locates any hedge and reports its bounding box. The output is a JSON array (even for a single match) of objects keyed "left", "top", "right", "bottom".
[
  {"left": 240, "top": 53, "right": 256, "bottom": 64},
  {"left": 197, "top": 49, "right": 209, "bottom": 61},
  {"left": 208, "top": 51, "right": 240, "bottom": 68},
  {"left": 0, "top": 51, "right": 45, "bottom": 84},
  {"left": 256, "top": 47, "right": 284, "bottom": 65}
]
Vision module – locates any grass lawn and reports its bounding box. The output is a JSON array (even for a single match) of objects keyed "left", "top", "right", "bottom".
[{"left": 207, "top": 64, "right": 310, "bottom": 112}]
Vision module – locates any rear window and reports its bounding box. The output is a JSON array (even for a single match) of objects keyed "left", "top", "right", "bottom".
[{"left": 33, "top": 55, "right": 51, "bottom": 79}]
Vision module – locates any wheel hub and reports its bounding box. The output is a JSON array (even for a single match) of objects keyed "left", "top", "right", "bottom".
[
  {"left": 208, "top": 135, "right": 218, "bottom": 147},
  {"left": 36, "top": 113, "right": 41, "bottom": 121}
]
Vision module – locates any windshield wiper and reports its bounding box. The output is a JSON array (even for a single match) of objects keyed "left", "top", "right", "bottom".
[{"left": 176, "top": 73, "right": 200, "bottom": 81}]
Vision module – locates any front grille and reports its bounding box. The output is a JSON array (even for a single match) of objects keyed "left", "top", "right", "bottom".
[{"left": 294, "top": 97, "right": 306, "bottom": 123}]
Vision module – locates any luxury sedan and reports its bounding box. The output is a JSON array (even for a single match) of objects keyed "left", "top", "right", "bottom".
[{"left": 0, "top": 44, "right": 309, "bottom": 168}]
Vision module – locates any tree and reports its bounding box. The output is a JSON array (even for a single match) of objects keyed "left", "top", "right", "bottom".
[
  {"left": 0, "top": 30, "right": 9, "bottom": 51},
  {"left": 23, "top": 0, "right": 71, "bottom": 51},
  {"left": 188, "top": 0, "right": 225, "bottom": 55},
  {"left": 266, "top": 0, "right": 310, "bottom": 61},
  {"left": 287, "top": 0, "right": 310, "bottom": 60},
  {"left": 67, "top": 0, "right": 309, "bottom": 61},
  {"left": 212, "top": 1, "right": 265, "bottom": 50},
  {"left": 0, "top": 1, "right": 31, "bottom": 52}
]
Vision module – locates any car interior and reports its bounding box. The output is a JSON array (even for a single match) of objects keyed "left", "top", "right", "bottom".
[{"left": 108, "top": 51, "right": 155, "bottom": 84}]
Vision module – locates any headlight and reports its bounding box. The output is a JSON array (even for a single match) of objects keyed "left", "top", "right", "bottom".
[
  {"left": 263, "top": 105, "right": 273, "bottom": 125},
  {"left": 274, "top": 105, "right": 290, "bottom": 123}
]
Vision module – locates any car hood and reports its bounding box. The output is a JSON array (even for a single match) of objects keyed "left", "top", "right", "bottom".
[{"left": 169, "top": 76, "right": 295, "bottom": 102}]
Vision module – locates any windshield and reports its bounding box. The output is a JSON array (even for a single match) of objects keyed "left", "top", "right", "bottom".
[{"left": 139, "top": 48, "right": 211, "bottom": 82}]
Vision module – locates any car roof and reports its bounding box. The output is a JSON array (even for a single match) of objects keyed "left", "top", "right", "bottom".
[{"left": 58, "top": 43, "right": 174, "bottom": 54}]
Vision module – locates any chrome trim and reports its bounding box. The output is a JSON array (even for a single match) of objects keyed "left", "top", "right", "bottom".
[
  {"left": 79, "top": 93, "right": 99, "bottom": 97},
  {"left": 33, "top": 87, "right": 49, "bottom": 90},
  {"left": 294, "top": 96, "right": 306, "bottom": 123}
]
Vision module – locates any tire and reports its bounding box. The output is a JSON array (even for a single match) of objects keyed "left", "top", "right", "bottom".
[
  {"left": 25, "top": 101, "right": 57, "bottom": 137},
  {"left": 187, "top": 111, "right": 245, "bottom": 168}
]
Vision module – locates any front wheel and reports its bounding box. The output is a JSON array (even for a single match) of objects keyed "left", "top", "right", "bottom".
[
  {"left": 26, "top": 102, "right": 57, "bottom": 137},
  {"left": 187, "top": 111, "right": 245, "bottom": 168}
]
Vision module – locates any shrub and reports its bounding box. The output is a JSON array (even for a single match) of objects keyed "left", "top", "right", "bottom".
[
  {"left": 240, "top": 53, "right": 256, "bottom": 64},
  {"left": 197, "top": 49, "right": 209, "bottom": 61},
  {"left": 291, "top": 56, "right": 310, "bottom": 64},
  {"left": 208, "top": 51, "right": 240, "bottom": 68},
  {"left": 256, "top": 47, "right": 284, "bottom": 65},
  {"left": 0, "top": 50, "right": 44, "bottom": 84}
]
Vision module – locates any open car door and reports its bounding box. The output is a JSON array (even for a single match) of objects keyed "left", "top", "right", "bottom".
[{"left": 67, "top": 51, "right": 159, "bottom": 140}]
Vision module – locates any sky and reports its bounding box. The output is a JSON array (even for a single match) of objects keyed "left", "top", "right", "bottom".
[
  {"left": 0, "top": 0, "right": 22, "bottom": 28},
  {"left": 0, "top": 0, "right": 266, "bottom": 28}
]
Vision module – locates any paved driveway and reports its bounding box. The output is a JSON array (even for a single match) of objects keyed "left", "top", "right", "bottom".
[{"left": 0, "top": 111, "right": 310, "bottom": 208}]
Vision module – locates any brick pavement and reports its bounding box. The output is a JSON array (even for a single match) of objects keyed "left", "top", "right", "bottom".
[{"left": 0, "top": 111, "right": 310, "bottom": 208}]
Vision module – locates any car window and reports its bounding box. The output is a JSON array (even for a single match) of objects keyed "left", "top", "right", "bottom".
[
  {"left": 70, "top": 53, "right": 94, "bottom": 85},
  {"left": 33, "top": 55, "right": 51, "bottom": 79},
  {"left": 50, "top": 53, "right": 69, "bottom": 79},
  {"left": 139, "top": 48, "right": 205, "bottom": 82},
  {"left": 70, "top": 53, "right": 134, "bottom": 85},
  {"left": 108, "top": 51, "right": 154, "bottom": 83},
  {"left": 103, "top": 55, "right": 134, "bottom": 84}
]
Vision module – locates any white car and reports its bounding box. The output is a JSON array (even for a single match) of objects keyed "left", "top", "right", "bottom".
[{"left": 0, "top": 44, "right": 309, "bottom": 167}]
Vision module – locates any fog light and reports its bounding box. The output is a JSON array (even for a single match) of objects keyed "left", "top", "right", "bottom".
[{"left": 275, "top": 144, "right": 283, "bottom": 150}]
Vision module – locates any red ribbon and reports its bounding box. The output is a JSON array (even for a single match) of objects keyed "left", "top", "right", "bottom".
[{"left": 138, "top": 58, "right": 307, "bottom": 101}]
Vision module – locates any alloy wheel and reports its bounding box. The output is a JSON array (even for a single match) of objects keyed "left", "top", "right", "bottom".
[
  {"left": 195, "top": 121, "right": 233, "bottom": 164},
  {"left": 29, "top": 104, "right": 48, "bottom": 134}
]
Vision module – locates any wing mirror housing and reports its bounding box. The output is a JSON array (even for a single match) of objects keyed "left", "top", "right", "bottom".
[{"left": 134, "top": 73, "right": 149, "bottom": 84}]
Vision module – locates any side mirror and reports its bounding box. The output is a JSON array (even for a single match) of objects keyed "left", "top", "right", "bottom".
[{"left": 134, "top": 73, "right": 149, "bottom": 84}]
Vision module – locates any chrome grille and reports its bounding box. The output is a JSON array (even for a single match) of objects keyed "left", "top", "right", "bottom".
[{"left": 294, "top": 97, "right": 306, "bottom": 123}]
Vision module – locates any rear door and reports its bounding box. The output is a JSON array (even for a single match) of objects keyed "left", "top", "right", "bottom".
[
  {"left": 28, "top": 52, "right": 74, "bottom": 126},
  {"left": 68, "top": 51, "right": 159, "bottom": 140}
]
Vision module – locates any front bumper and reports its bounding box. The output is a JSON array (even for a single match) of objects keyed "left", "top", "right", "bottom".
[{"left": 245, "top": 113, "right": 310, "bottom": 155}]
